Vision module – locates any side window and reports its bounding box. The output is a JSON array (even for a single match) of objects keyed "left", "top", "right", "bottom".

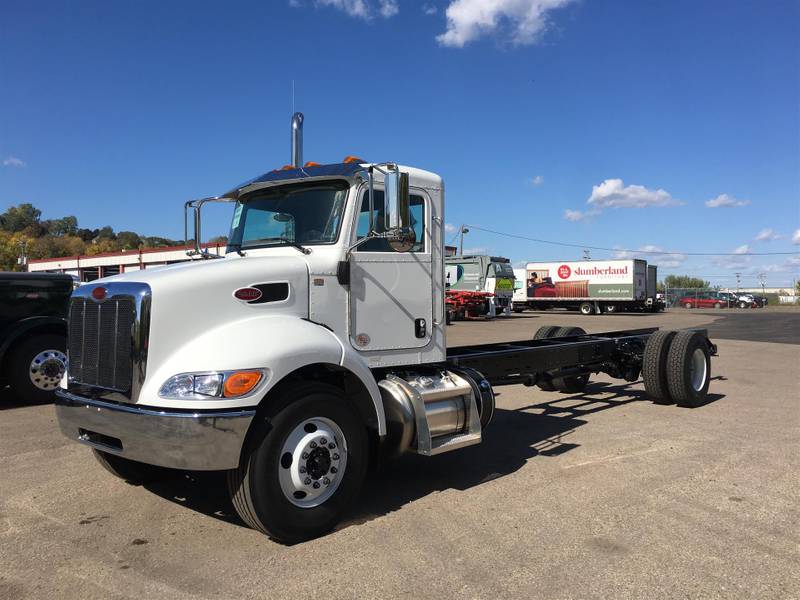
[{"left": 355, "top": 189, "right": 426, "bottom": 252}]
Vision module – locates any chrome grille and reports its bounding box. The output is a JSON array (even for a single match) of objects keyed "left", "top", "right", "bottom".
[{"left": 68, "top": 296, "right": 135, "bottom": 392}]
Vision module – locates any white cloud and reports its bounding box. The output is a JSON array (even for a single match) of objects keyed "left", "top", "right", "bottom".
[
  {"left": 563, "top": 208, "right": 599, "bottom": 222},
  {"left": 793, "top": 229, "right": 800, "bottom": 245},
  {"left": 422, "top": 3, "right": 438, "bottom": 15},
  {"left": 378, "top": 0, "right": 399, "bottom": 17},
  {"left": 613, "top": 245, "right": 687, "bottom": 268},
  {"left": 705, "top": 193, "right": 750, "bottom": 208},
  {"left": 528, "top": 174, "right": 544, "bottom": 186},
  {"left": 444, "top": 223, "right": 459, "bottom": 235},
  {"left": 754, "top": 228, "right": 781, "bottom": 242},
  {"left": 437, "top": 0, "right": 575, "bottom": 48},
  {"left": 311, "top": 0, "right": 398, "bottom": 19},
  {"left": 713, "top": 244, "right": 752, "bottom": 269},
  {"left": 587, "top": 178, "right": 680, "bottom": 209},
  {"left": 3, "top": 156, "right": 26, "bottom": 168}
]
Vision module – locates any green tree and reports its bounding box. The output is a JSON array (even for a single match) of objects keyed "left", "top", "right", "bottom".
[
  {"left": 116, "top": 231, "right": 142, "bottom": 250},
  {"left": 663, "top": 274, "right": 711, "bottom": 289},
  {"left": 0, "top": 203, "right": 41, "bottom": 233},
  {"left": 45, "top": 216, "right": 79, "bottom": 237},
  {"left": 94, "top": 226, "right": 116, "bottom": 241}
]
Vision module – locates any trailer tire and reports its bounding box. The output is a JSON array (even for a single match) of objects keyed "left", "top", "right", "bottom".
[
  {"left": 93, "top": 450, "right": 170, "bottom": 484},
  {"left": 579, "top": 302, "right": 594, "bottom": 315},
  {"left": 227, "top": 382, "right": 367, "bottom": 544},
  {"left": 552, "top": 327, "right": 590, "bottom": 393},
  {"left": 604, "top": 304, "right": 617, "bottom": 313},
  {"left": 642, "top": 330, "right": 676, "bottom": 404},
  {"left": 666, "top": 331, "right": 711, "bottom": 408}
]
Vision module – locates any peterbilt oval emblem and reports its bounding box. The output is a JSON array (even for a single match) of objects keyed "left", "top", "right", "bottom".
[
  {"left": 234, "top": 287, "right": 263, "bottom": 302},
  {"left": 355, "top": 333, "right": 370, "bottom": 347},
  {"left": 91, "top": 287, "right": 107, "bottom": 301}
]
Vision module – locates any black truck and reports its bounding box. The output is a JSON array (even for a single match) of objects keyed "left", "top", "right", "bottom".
[{"left": 0, "top": 272, "right": 71, "bottom": 402}]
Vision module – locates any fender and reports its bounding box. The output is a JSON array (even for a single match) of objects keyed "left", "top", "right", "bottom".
[
  {"left": 139, "top": 315, "right": 387, "bottom": 435},
  {"left": 0, "top": 316, "right": 66, "bottom": 365}
]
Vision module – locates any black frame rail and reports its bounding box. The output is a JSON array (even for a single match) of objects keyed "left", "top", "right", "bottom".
[{"left": 446, "top": 328, "right": 663, "bottom": 386}]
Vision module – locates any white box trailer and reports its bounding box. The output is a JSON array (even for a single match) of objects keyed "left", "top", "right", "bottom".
[{"left": 516, "top": 259, "right": 661, "bottom": 315}]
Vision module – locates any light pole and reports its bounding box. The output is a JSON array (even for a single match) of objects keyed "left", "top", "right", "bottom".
[
  {"left": 17, "top": 240, "right": 28, "bottom": 272},
  {"left": 735, "top": 272, "right": 741, "bottom": 292},
  {"left": 459, "top": 225, "right": 469, "bottom": 256},
  {"left": 758, "top": 272, "right": 766, "bottom": 296}
]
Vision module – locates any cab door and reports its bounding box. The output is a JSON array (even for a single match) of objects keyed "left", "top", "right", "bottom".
[{"left": 349, "top": 188, "right": 433, "bottom": 351}]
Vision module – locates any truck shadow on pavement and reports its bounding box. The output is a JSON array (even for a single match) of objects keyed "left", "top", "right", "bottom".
[
  {"left": 140, "top": 379, "right": 724, "bottom": 538},
  {"left": 0, "top": 386, "right": 54, "bottom": 411}
]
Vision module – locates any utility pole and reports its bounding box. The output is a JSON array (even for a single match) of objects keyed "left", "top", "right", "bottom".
[
  {"left": 459, "top": 225, "right": 469, "bottom": 256},
  {"left": 758, "top": 272, "right": 766, "bottom": 295},
  {"left": 582, "top": 249, "right": 591, "bottom": 260},
  {"left": 735, "top": 272, "right": 741, "bottom": 292}
]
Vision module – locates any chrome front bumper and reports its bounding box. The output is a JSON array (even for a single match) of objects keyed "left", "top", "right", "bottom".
[{"left": 55, "top": 390, "right": 255, "bottom": 471}]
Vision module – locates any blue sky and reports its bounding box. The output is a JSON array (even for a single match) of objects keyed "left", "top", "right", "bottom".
[{"left": 2, "top": 0, "right": 798, "bottom": 287}]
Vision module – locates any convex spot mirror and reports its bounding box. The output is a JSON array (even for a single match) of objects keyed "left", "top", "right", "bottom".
[{"left": 383, "top": 168, "right": 415, "bottom": 252}]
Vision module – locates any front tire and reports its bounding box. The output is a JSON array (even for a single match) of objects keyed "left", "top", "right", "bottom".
[
  {"left": 227, "top": 383, "right": 368, "bottom": 544},
  {"left": 8, "top": 333, "right": 67, "bottom": 403}
]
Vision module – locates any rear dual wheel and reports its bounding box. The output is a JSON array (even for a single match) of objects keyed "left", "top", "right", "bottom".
[
  {"left": 642, "top": 330, "right": 711, "bottom": 407},
  {"left": 532, "top": 326, "right": 590, "bottom": 393}
]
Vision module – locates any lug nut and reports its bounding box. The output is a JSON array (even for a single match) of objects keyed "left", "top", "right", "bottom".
[
  {"left": 312, "top": 482, "right": 320, "bottom": 489},
  {"left": 299, "top": 466, "right": 306, "bottom": 474},
  {"left": 310, "top": 441, "right": 317, "bottom": 448},
  {"left": 328, "top": 443, "right": 335, "bottom": 449},
  {"left": 330, "top": 467, "right": 338, "bottom": 474},
  {"left": 323, "top": 477, "right": 330, "bottom": 485},
  {"left": 304, "top": 477, "right": 311, "bottom": 485},
  {"left": 320, "top": 438, "right": 327, "bottom": 445},
  {"left": 302, "top": 452, "right": 309, "bottom": 459},
  {"left": 332, "top": 453, "right": 340, "bottom": 460}
]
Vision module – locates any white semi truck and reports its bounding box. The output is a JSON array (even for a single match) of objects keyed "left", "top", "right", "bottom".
[
  {"left": 513, "top": 259, "right": 663, "bottom": 315},
  {"left": 55, "top": 114, "right": 715, "bottom": 543}
]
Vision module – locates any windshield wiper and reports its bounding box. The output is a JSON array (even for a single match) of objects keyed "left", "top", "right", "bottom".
[{"left": 256, "top": 237, "right": 311, "bottom": 255}]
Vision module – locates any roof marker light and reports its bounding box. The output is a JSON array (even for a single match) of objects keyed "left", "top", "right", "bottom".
[{"left": 343, "top": 155, "right": 364, "bottom": 164}]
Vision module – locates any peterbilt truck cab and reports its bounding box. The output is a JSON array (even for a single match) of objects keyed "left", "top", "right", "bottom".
[{"left": 55, "top": 114, "right": 716, "bottom": 543}]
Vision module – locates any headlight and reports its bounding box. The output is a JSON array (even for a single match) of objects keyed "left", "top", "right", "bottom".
[{"left": 159, "top": 369, "right": 266, "bottom": 399}]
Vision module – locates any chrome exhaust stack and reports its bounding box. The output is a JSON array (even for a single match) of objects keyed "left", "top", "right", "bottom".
[{"left": 291, "top": 112, "right": 303, "bottom": 168}]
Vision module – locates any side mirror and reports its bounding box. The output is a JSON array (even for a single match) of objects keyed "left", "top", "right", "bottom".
[{"left": 383, "top": 168, "right": 415, "bottom": 252}]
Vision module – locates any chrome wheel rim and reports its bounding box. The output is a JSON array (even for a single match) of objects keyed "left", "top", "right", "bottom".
[
  {"left": 689, "top": 348, "right": 707, "bottom": 392},
  {"left": 278, "top": 417, "right": 347, "bottom": 508},
  {"left": 29, "top": 350, "right": 66, "bottom": 391}
]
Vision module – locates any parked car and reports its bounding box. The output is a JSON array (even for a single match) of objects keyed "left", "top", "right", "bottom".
[
  {"left": 0, "top": 272, "right": 71, "bottom": 402},
  {"left": 753, "top": 295, "right": 768, "bottom": 307},
  {"left": 679, "top": 293, "right": 727, "bottom": 309},
  {"left": 715, "top": 291, "right": 739, "bottom": 308},
  {"left": 735, "top": 293, "right": 756, "bottom": 308}
]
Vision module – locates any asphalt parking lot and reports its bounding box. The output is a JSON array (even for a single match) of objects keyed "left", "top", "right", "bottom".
[{"left": 1, "top": 309, "right": 798, "bottom": 599}]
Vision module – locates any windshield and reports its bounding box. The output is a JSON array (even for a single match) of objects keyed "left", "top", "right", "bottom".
[
  {"left": 492, "top": 263, "right": 515, "bottom": 278},
  {"left": 228, "top": 181, "right": 349, "bottom": 250}
]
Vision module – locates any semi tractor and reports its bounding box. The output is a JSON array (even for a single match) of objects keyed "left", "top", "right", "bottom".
[
  {"left": 55, "top": 114, "right": 716, "bottom": 543},
  {"left": 513, "top": 259, "right": 663, "bottom": 315},
  {"left": 445, "top": 254, "right": 515, "bottom": 317}
]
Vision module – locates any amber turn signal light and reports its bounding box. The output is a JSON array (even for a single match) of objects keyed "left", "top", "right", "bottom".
[{"left": 223, "top": 371, "right": 263, "bottom": 397}]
